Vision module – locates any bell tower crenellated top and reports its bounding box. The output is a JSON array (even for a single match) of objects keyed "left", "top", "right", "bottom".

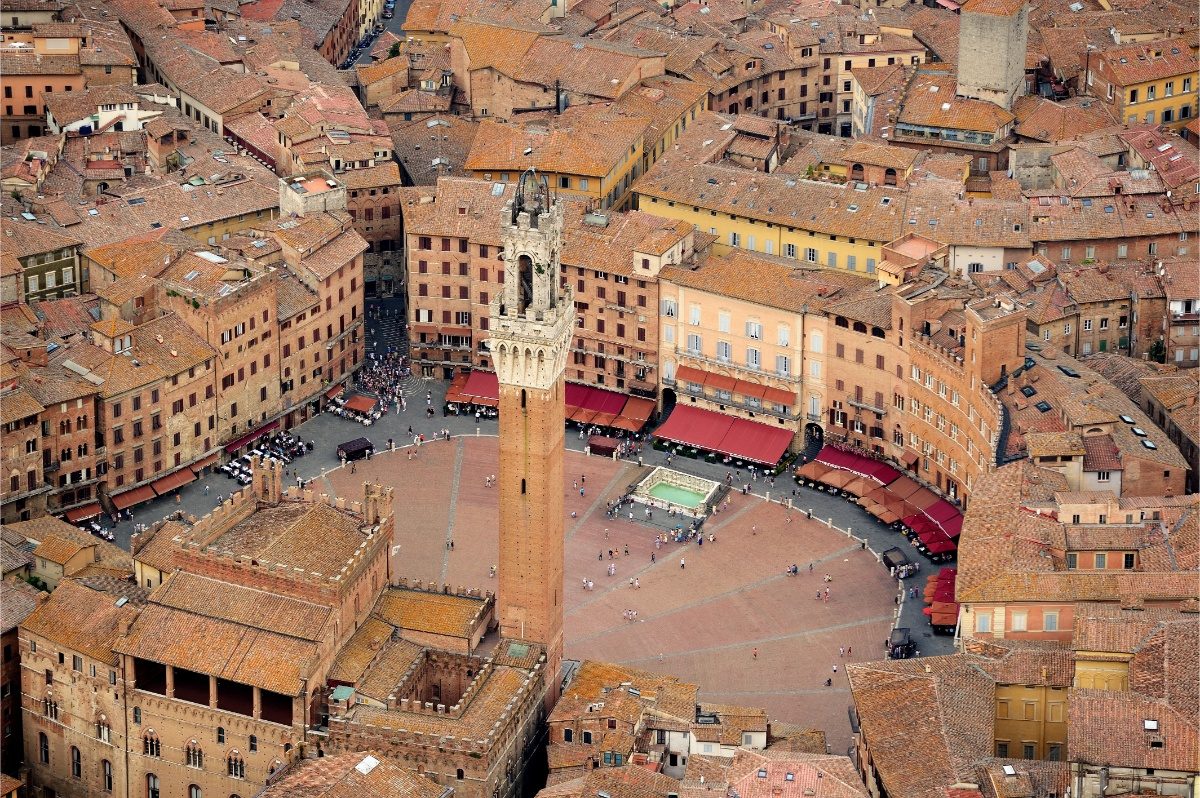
[{"left": 490, "top": 169, "right": 574, "bottom": 392}]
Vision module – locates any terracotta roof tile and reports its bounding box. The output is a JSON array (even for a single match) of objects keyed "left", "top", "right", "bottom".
[
  {"left": 257, "top": 751, "right": 447, "bottom": 798},
  {"left": 374, "top": 587, "right": 488, "bottom": 639},
  {"left": 1, "top": 578, "right": 44, "bottom": 634},
  {"left": 117, "top": 602, "right": 320, "bottom": 694},
  {"left": 153, "top": 571, "right": 333, "bottom": 640},
  {"left": 23, "top": 578, "right": 139, "bottom": 665}
]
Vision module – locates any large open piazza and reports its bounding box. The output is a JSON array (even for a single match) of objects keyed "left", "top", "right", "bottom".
[{"left": 322, "top": 435, "right": 897, "bottom": 751}]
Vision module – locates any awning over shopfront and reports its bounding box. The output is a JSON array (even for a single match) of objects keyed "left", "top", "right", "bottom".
[
  {"left": 461, "top": 370, "right": 500, "bottom": 407},
  {"left": 344, "top": 394, "right": 378, "bottom": 414},
  {"left": 674, "top": 365, "right": 707, "bottom": 385},
  {"left": 190, "top": 453, "right": 220, "bottom": 473},
  {"left": 733, "top": 380, "right": 766, "bottom": 399},
  {"left": 445, "top": 371, "right": 470, "bottom": 404},
  {"left": 64, "top": 503, "right": 101, "bottom": 522},
  {"left": 813, "top": 446, "right": 901, "bottom": 484},
  {"left": 223, "top": 420, "right": 280, "bottom": 453},
  {"left": 611, "top": 397, "right": 656, "bottom": 432},
  {"left": 656, "top": 405, "right": 733, "bottom": 452},
  {"left": 449, "top": 371, "right": 658, "bottom": 431},
  {"left": 151, "top": 468, "right": 196, "bottom": 496},
  {"left": 325, "top": 384, "right": 345, "bottom": 400},
  {"left": 655, "top": 405, "right": 792, "bottom": 465},
  {"left": 762, "top": 386, "right": 797, "bottom": 407},
  {"left": 111, "top": 484, "right": 155, "bottom": 510}
]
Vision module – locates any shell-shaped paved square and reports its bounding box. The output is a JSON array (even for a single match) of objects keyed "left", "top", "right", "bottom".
[{"left": 325, "top": 436, "right": 896, "bottom": 751}]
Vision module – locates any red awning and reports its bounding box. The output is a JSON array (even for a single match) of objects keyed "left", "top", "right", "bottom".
[
  {"left": 762, "top": 386, "right": 796, "bottom": 406},
  {"left": 111, "top": 484, "right": 155, "bottom": 510},
  {"left": 151, "top": 468, "right": 196, "bottom": 496},
  {"left": 674, "top": 365, "right": 707, "bottom": 385},
  {"left": 655, "top": 405, "right": 792, "bottom": 465},
  {"left": 591, "top": 412, "right": 618, "bottom": 427},
  {"left": 815, "top": 446, "right": 859, "bottom": 470},
  {"left": 565, "top": 383, "right": 591, "bottom": 408},
  {"left": 926, "top": 499, "right": 960, "bottom": 524},
  {"left": 925, "top": 540, "right": 957, "bottom": 555},
  {"left": 587, "top": 388, "right": 627, "bottom": 414},
  {"left": 906, "top": 488, "right": 940, "bottom": 511},
  {"left": 409, "top": 324, "right": 439, "bottom": 335},
  {"left": 190, "top": 453, "right": 220, "bottom": 473},
  {"left": 325, "top": 384, "right": 344, "bottom": 399},
  {"left": 656, "top": 404, "right": 734, "bottom": 452},
  {"left": 620, "top": 397, "right": 655, "bottom": 423},
  {"left": 883, "top": 476, "right": 921, "bottom": 500},
  {"left": 723, "top": 417, "right": 793, "bottom": 465},
  {"left": 571, "top": 407, "right": 597, "bottom": 424},
  {"left": 941, "top": 514, "right": 964, "bottom": 538},
  {"left": 734, "top": 380, "right": 767, "bottom": 399},
  {"left": 461, "top": 371, "right": 500, "bottom": 406},
  {"left": 64, "top": 503, "right": 101, "bottom": 522},
  {"left": 705, "top": 372, "right": 737, "bottom": 391},
  {"left": 609, "top": 416, "right": 643, "bottom": 432},
  {"left": 344, "top": 394, "right": 378, "bottom": 414},
  {"left": 936, "top": 0, "right": 960, "bottom": 8},
  {"left": 223, "top": 420, "right": 279, "bottom": 453}
]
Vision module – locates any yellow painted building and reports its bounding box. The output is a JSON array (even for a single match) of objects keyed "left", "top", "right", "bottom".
[
  {"left": 633, "top": 111, "right": 918, "bottom": 272},
  {"left": 637, "top": 181, "right": 899, "bottom": 273},
  {"left": 1088, "top": 37, "right": 1198, "bottom": 130},
  {"left": 993, "top": 684, "right": 1069, "bottom": 761},
  {"left": 465, "top": 106, "right": 649, "bottom": 210}
]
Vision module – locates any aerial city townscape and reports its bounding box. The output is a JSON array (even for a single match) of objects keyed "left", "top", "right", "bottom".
[{"left": 0, "top": 0, "right": 1197, "bottom": 791}]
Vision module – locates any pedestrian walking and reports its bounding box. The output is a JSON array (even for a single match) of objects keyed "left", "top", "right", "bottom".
[
  {"left": 204, "top": 485, "right": 210, "bottom": 495},
  {"left": 752, "top": 647, "right": 758, "bottom": 660},
  {"left": 680, "top": 557, "right": 685, "bottom": 569}
]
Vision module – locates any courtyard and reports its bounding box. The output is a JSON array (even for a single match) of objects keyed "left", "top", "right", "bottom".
[{"left": 322, "top": 436, "right": 897, "bottom": 753}]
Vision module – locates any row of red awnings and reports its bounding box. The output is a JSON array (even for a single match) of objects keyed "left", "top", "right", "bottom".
[
  {"left": 654, "top": 404, "right": 794, "bottom": 465},
  {"left": 444, "top": 371, "right": 657, "bottom": 432},
  {"left": 797, "top": 445, "right": 964, "bottom": 554},
  {"left": 66, "top": 452, "right": 223, "bottom": 523},
  {"left": 674, "top": 365, "right": 797, "bottom": 407},
  {"left": 923, "top": 568, "right": 958, "bottom": 627}
]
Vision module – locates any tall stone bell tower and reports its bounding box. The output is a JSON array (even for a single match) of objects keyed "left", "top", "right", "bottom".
[{"left": 489, "top": 169, "right": 574, "bottom": 706}]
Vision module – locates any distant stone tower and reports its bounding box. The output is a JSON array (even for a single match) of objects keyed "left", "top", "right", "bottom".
[
  {"left": 489, "top": 170, "right": 573, "bottom": 706},
  {"left": 955, "top": 0, "right": 1028, "bottom": 110}
]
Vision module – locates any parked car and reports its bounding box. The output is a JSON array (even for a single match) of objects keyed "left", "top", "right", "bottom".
[{"left": 887, "top": 628, "right": 916, "bottom": 659}]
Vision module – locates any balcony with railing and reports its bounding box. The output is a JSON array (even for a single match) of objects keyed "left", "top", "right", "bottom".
[{"left": 674, "top": 349, "right": 802, "bottom": 385}]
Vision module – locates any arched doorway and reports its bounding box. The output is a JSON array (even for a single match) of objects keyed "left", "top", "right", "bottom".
[
  {"left": 661, "top": 388, "right": 677, "bottom": 420},
  {"left": 850, "top": 163, "right": 865, "bottom": 182},
  {"left": 884, "top": 168, "right": 897, "bottom": 186},
  {"left": 803, "top": 422, "right": 824, "bottom": 456}
]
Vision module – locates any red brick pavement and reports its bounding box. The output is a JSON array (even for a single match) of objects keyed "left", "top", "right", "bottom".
[{"left": 321, "top": 437, "right": 895, "bottom": 753}]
